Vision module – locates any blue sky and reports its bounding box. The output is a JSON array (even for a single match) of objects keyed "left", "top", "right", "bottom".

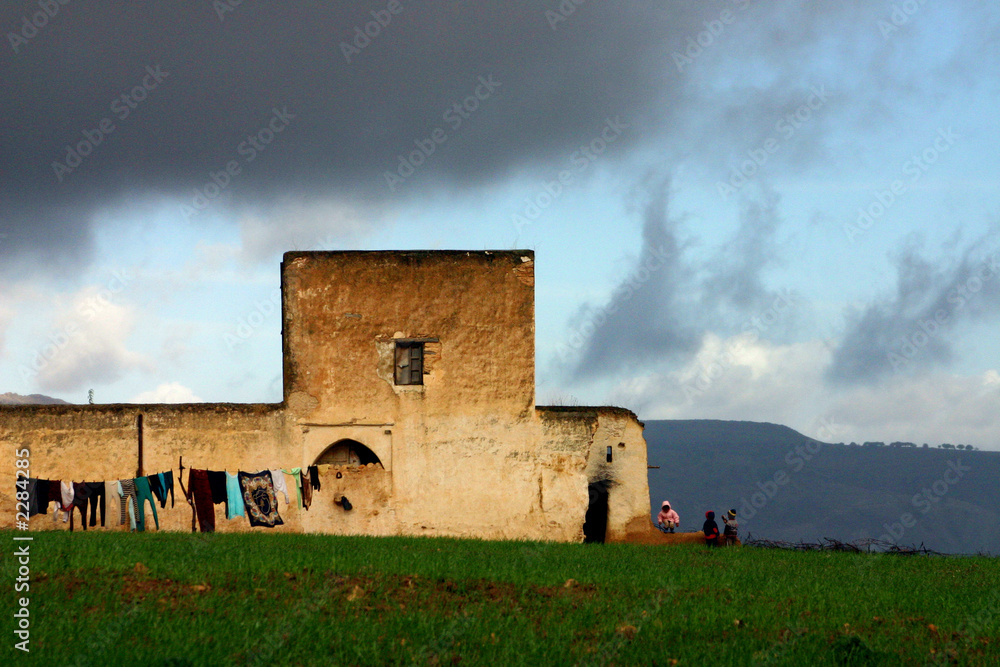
[{"left": 1, "top": 1, "right": 998, "bottom": 449}]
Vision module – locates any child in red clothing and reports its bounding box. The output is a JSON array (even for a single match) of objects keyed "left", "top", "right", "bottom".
[{"left": 702, "top": 510, "right": 720, "bottom": 547}]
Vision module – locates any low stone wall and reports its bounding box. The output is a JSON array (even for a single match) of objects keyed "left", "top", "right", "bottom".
[{"left": 2, "top": 403, "right": 651, "bottom": 541}]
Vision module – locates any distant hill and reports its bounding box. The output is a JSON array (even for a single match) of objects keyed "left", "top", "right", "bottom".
[
  {"left": 645, "top": 419, "right": 1000, "bottom": 555},
  {"left": 0, "top": 392, "right": 71, "bottom": 405}
]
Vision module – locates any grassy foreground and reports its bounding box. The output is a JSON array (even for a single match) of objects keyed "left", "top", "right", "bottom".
[{"left": 3, "top": 531, "right": 998, "bottom": 665}]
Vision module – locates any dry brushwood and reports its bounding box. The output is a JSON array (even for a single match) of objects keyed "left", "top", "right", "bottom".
[{"left": 742, "top": 534, "right": 941, "bottom": 556}]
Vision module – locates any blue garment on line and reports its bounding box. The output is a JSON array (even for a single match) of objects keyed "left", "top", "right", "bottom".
[{"left": 225, "top": 472, "right": 245, "bottom": 519}]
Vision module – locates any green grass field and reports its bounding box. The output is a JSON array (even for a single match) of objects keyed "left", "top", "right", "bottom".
[{"left": 4, "top": 531, "right": 998, "bottom": 665}]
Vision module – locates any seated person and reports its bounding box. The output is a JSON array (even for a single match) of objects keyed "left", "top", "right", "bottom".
[{"left": 656, "top": 501, "right": 680, "bottom": 533}]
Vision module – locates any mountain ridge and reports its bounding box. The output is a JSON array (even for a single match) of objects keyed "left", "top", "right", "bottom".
[
  {"left": 0, "top": 392, "right": 71, "bottom": 405},
  {"left": 644, "top": 419, "right": 999, "bottom": 555}
]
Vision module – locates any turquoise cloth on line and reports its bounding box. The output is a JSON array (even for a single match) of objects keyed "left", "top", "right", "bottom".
[{"left": 225, "top": 472, "right": 245, "bottom": 519}]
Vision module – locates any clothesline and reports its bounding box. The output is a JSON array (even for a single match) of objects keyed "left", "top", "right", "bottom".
[
  {"left": 22, "top": 471, "right": 175, "bottom": 533},
  {"left": 22, "top": 462, "right": 352, "bottom": 534},
  {"left": 185, "top": 466, "right": 325, "bottom": 532}
]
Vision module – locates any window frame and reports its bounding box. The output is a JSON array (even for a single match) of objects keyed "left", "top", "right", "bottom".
[{"left": 394, "top": 341, "right": 425, "bottom": 385}]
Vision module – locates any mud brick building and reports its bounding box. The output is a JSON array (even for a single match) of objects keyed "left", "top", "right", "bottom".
[{"left": 2, "top": 251, "right": 651, "bottom": 542}]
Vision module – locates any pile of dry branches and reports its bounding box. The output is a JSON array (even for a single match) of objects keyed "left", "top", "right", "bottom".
[{"left": 743, "top": 534, "right": 941, "bottom": 556}]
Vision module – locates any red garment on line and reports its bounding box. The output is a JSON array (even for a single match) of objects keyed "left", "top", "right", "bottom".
[{"left": 188, "top": 469, "right": 215, "bottom": 533}]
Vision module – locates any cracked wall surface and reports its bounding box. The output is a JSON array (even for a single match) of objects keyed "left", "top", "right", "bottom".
[{"left": 1, "top": 251, "right": 650, "bottom": 541}]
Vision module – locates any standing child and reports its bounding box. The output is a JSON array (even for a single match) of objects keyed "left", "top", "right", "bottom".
[
  {"left": 722, "top": 509, "right": 738, "bottom": 545},
  {"left": 702, "top": 510, "right": 720, "bottom": 547},
  {"left": 656, "top": 501, "right": 680, "bottom": 533}
]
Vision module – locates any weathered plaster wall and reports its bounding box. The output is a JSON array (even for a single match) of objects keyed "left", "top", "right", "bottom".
[
  {"left": 536, "top": 407, "right": 651, "bottom": 542},
  {"left": 1, "top": 251, "right": 652, "bottom": 542},
  {"left": 1, "top": 405, "right": 647, "bottom": 540},
  {"left": 281, "top": 250, "right": 536, "bottom": 424},
  {"left": 0, "top": 403, "right": 286, "bottom": 532}
]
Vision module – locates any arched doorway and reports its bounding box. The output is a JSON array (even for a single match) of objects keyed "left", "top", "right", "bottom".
[{"left": 314, "top": 439, "right": 383, "bottom": 468}]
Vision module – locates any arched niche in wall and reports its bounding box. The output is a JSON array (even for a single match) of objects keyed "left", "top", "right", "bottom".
[{"left": 313, "top": 439, "right": 383, "bottom": 468}]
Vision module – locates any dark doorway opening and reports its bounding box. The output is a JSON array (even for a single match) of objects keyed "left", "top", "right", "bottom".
[
  {"left": 583, "top": 481, "right": 609, "bottom": 543},
  {"left": 314, "top": 439, "right": 382, "bottom": 468}
]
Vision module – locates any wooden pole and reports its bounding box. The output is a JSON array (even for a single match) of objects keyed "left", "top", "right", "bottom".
[
  {"left": 136, "top": 413, "right": 144, "bottom": 477},
  {"left": 177, "top": 456, "right": 197, "bottom": 533}
]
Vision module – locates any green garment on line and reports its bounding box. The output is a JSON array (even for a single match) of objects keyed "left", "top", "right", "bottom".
[
  {"left": 282, "top": 467, "right": 303, "bottom": 508},
  {"left": 132, "top": 476, "right": 159, "bottom": 531}
]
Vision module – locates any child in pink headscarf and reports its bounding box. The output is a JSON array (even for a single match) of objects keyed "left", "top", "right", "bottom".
[{"left": 656, "top": 501, "right": 680, "bottom": 533}]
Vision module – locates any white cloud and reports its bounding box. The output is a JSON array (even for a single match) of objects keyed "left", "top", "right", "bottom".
[
  {"left": 829, "top": 371, "right": 1000, "bottom": 447},
  {"left": 609, "top": 335, "right": 830, "bottom": 426},
  {"left": 130, "top": 382, "right": 202, "bottom": 404},
  {"left": 32, "top": 286, "right": 151, "bottom": 392},
  {"left": 608, "top": 333, "right": 1000, "bottom": 449},
  {"left": 237, "top": 198, "right": 379, "bottom": 264}
]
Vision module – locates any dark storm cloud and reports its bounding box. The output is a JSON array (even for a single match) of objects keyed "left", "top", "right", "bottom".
[
  {"left": 826, "top": 233, "right": 1000, "bottom": 385},
  {"left": 4, "top": 0, "right": 995, "bottom": 276},
  {"left": 1, "top": 0, "right": 722, "bottom": 268},
  {"left": 563, "top": 173, "right": 791, "bottom": 381},
  {"left": 701, "top": 188, "right": 784, "bottom": 312},
  {"left": 558, "top": 174, "right": 700, "bottom": 378}
]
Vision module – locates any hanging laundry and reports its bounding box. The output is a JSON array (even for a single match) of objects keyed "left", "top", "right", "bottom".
[
  {"left": 152, "top": 471, "right": 175, "bottom": 508},
  {"left": 72, "top": 482, "right": 94, "bottom": 530},
  {"left": 188, "top": 469, "right": 215, "bottom": 533},
  {"left": 301, "top": 470, "right": 313, "bottom": 511},
  {"left": 26, "top": 478, "right": 39, "bottom": 517},
  {"left": 269, "top": 469, "right": 291, "bottom": 505},
  {"left": 48, "top": 481, "right": 63, "bottom": 521},
  {"left": 238, "top": 471, "right": 284, "bottom": 528},
  {"left": 308, "top": 465, "right": 321, "bottom": 491},
  {"left": 118, "top": 480, "right": 139, "bottom": 531},
  {"left": 55, "top": 481, "right": 75, "bottom": 523},
  {"left": 282, "top": 467, "right": 303, "bottom": 508},
  {"left": 107, "top": 480, "right": 123, "bottom": 526},
  {"left": 34, "top": 479, "right": 50, "bottom": 515},
  {"left": 83, "top": 482, "right": 106, "bottom": 527},
  {"left": 208, "top": 470, "right": 229, "bottom": 516},
  {"left": 149, "top": 474, "right": 165, "bottom": 507},
  {"left": 133, "top": 477, "right": 159, "bottom": 531},
  {"left": 225, "top": 472, "right": 245, "bottom": 519}
]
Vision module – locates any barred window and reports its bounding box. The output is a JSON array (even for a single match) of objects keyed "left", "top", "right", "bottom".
[{"left": 394, "top": 341, "right": 424, "bottom": 385}]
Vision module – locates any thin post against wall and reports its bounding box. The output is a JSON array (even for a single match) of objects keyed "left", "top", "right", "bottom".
[
  {"left": 177, "top": 456, "right": 197, "bottom": 533},
  {"left": 136, "top": 413, "right": 144, "bottom": 477}
]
